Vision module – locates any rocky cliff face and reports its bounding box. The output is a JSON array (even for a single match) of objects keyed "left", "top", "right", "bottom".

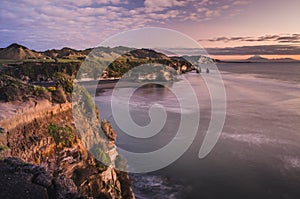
[
  {"left": 0, "top": 101, "right": 134, "bottom": 199},
  {"left": 0, "top": 157, "right": 82, "bottom": 199}
]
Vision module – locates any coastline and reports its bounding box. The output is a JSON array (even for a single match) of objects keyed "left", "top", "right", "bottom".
[
  {"left": 95, "top": 67, "right": 300, "bottom": 199},
  {"left": 0, "top": 99, "right": 135, "bottom": 198}
]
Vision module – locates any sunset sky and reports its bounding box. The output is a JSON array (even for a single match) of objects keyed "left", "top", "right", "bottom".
[{"left": 1, "top": 0, "right": 300, "bottom": 60}]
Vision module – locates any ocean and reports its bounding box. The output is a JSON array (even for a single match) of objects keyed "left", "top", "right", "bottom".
[{"left": 95, "top": 63, "right": 300, "bottom": 199}]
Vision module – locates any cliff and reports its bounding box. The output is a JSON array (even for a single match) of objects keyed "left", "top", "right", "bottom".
[
  {"left": 0, "top": 100, "right": 134, "bottom": 199},
  {"left": 0, "top": 157, "right": 82, "bottom": 199}
]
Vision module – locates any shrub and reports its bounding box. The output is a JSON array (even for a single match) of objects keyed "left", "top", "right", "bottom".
[
  {"left": 90, "top": 144, "right": 111, "bottom": 166},
  {"left": 0, "top": 145, "right": 9, "bottom": 151},
  {"left": 47, "top": 86, "right": 56, "bottom": 92},
  {"left": 48, "top": 124, "right": 75, "bottom": 148},
  {"left": 33, "top": 85, "right": 51, "bottom": 100},
  {"left": 96, "top": 148, "right": 111, "bottom": 165},
  {"left": 0, "top": 75, "right": 51, "bottom": 102},
  {"left": 53, "top": 72, "right": 73, "bottom": 93}
]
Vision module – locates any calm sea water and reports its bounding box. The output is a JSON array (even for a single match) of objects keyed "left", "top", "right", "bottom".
[{"left": 95, "top": 63, "right": 300, "bottom": 199}]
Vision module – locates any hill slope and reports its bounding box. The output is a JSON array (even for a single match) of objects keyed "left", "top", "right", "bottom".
[{"left": 0, "top": 43, "right": 44, "bottom": 60}]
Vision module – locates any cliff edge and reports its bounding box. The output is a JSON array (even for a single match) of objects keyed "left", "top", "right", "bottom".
[{"left": 0, "top": 100, "right": 134, "bottom": 199}]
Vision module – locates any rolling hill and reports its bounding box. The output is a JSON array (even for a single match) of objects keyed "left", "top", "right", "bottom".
[{"left": 0, "top": 43, "right": 44, "bottom": 60}]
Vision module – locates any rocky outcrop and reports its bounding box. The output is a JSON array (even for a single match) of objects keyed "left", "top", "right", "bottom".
[
  {"left": 0, "top": 101, "right": 135, "bottom": 199},
  {"left": 0, "top": 157, "right": 81, "bottom": 199},
  {"left": 106, "top": 49, "right": 193, "bottom": 79}
]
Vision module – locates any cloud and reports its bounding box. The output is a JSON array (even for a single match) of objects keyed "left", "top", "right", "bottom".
[
  {"left": 0, "top": 0, "right": 253, "bottom": 49},
  {"left": 232, "top": 0, "right": 250, "bottom": 5},
  {"left": 202, "top": 34, "right": 300, "bottom": 44},
  {"left": 205, "top": 10, "right": 221, "bottom": 18},
  {"left": 206, "top": 45, "right": 300, "bottom": 55},
  {"left": 276, "top": 34, "right": 300, "bottom": 43},
  {"left": 144, "top": 0, "right": 185, "bottom": 12}
]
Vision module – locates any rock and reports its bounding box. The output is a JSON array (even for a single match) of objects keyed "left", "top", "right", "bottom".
[
  {"left": 101, "top": 119, "right": 117, "bottom": 142},
  {"left": 2, "top": 105, "right": 134, "bottom": 199},
  {"left": 0, "top": 157, "right": 82, "bottom": 199}
]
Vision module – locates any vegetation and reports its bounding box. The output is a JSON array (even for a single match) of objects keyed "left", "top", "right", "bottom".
[
  {"left": 53, "top": 72, "right": 74, "bottom": 93},
  {"left": 0, "top": 59, "right": 20, "bottom": 67},
  {"left": 33, "top": 85, "right": 51, "bottom": 100},
  {"left": 103, "top": 49, "right": 192, "bottom": 79},
  {"left": 0, "top": 74, "right": 51, "bottom": 102},
  {"left": 47, "top": 86, "right": 56, "bottom": 92},
  {"left": 48, "top": 123, "right": 75, "bottom": 148},
  {"left": 90, "top": 145, "right": 111, "bottom": 165},
  {"left": 0, "top": 145, "right": 9, "bottom": 152},
  {"left": 72, "top": 83, "right": 98, "bottom": 121},
  {"left": 1, "top": 61, "right": 80, "bottom": 82}
]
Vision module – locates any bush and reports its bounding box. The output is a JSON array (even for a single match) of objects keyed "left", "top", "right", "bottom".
[
  {"left": 48, "top": 124, "right": 75, "bottom": 148},
  {"left": 33, "top": 85, "right": 51, "bottom": 100},
  {"left": 53, "top": 72, "right": 73, "bottom": 93},
  {"left": 96, "top": 148, "right": 111, "bottom": 165},
  {"left": 0, "top": 145, "right": 9, "bottom": 151},
  {"left": 0, "top": 75, "right": 51, "bottom": 102},
  {"left": 90, "top": 144, "right": 111, "bottom": 166},
  {"left": 47, "top": 86, "right": 56, "bottom": 92}
]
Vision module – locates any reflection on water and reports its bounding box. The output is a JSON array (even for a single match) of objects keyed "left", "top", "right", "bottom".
[{"left": 96, "top": 69, "right": 300, "bottom": 199}]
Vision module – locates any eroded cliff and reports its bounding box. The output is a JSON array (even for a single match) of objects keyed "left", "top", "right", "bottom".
[{"left": 0, "top": 101, "right": 134, "bottom": 199}]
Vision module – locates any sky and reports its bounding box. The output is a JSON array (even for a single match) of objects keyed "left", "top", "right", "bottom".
[{"left": 1, "top": 0, "right": 300, "bottom": 59}]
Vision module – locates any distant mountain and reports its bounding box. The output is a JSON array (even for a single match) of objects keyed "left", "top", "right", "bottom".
[
  {"left": 246, "top": 55, "right": 299, "bottom": 63},
  {"left": 44, "top": 47, "right": 91, "bottom": 59},
  {"left": 0, "top": 43, "right": 44, "bottom": 60},
  {"left": 270, "top": 58, "right": 299, "bottom": 63},
  {"left": 246, "top": 55, "right": 270, "bottom": 62}
]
